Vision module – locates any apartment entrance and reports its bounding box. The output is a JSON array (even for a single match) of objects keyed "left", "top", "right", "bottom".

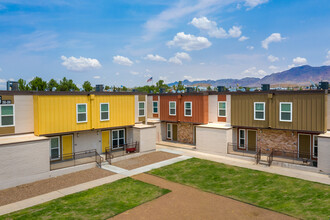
[
  {"left": 102, "top": 130, "right": 110, "bottom": 153},
  {"left": 62, "top": 135, "right": 73, "bottom": 160},
  {"left": 247, "top": 130, "right": 257, "bottom": 152},
  {"left": 167, "top": 123, "right": 177, "bottom": 141},
  {"left": 298, "top": 134, "right": 311, "bottom": 159}
]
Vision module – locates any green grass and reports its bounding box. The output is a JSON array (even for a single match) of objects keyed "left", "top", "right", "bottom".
[
  {"left": 0, "top": 178, "right": 170, "bottom": 220},
  {"left": 149, "top": 158, "right": 330, "bottom": 220}
]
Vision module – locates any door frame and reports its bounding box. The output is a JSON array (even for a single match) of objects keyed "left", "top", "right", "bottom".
[
  {"left": 238, "top": 129, "right": 246, "bottom": 149},
  {"left": 61, "top": 134, "right": 73, "bottom": 160},
  {"left": 298, "top": 133, "right": 311, "bottom": 159},
  {"left": 247, "top": 129, "right": 257, "bottom": 152},
  {"left": 102, "top": 130, "right": 110, "bottom": 153},
  {"left": 167, "top": 123, "right": 173, "bottom": 140}
]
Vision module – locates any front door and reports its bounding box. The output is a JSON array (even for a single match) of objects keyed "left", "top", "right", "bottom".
[
  {"left": 299, "top": 134, "right": 311, "bottom": 159},
  {"left": 247, "top": 130, "right": 257, "bottom": 152},
  {"left": 62, "top": 135, "right": 73, "bottom": 160},
  {"left": 172, "top": 124, "right": 178, "bottom": 141},
  {"left": 102, "top": 130, "right": 110, "bottom": 153},
  {"left": 167, "top": 123, "right": 172, "bottom": 140}
]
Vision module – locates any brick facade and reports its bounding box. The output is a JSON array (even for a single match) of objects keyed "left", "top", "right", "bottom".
[
  {"left": 178, "top": 122, "right": 194, "bottom": 144},
  {"left": 257, "top": 129, "right": 298, "bottom": 152}
]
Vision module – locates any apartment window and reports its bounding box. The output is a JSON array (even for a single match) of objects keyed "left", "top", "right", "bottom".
[
  {"left": 280, "top": 102, "right": 292, "bottom": 122},
  {"left": 112, "top": 129, "right": 125, "bottom": 149},
  {"left": 169, "top": 101, "right": 176, "bottom": 116},
  {"left": 50, "top": 137, "right": 60, "bottom": 160},
  {"left": 100, "top": 103, "right": 109, "bottom": 121},
  {"left": 152, "top": 101, "right": 158, "bottom": 114},
  {"left": 138, "top": 102, "right": 145, "bottom": 117},
  {"left": 313, "top": 135, "right": 318, "bottom": 158},
  {"left": 254, "top": 102, "right": 265, "bottom": 120},
  {"left": 218, "top": 101, "right": 226, "bottom": 117},
  {"left": 76, "top": 104, "right": 87, "bottom": 123},
  {"left": 184, "top": 102, "right": 192, "bottom": 116},
  {"left": 239, "top": 129, "right": 245, "bottom": 148},
  {"left": 0, "top": 105, "right": 14, "bottom": 127},
  {"left": 167, "top": 123, "right": 172, "bottom": 139}
]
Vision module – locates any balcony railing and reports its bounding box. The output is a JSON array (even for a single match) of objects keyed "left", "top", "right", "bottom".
[{"left": 105, "top": 142, "right": 139, "bottom": 164}]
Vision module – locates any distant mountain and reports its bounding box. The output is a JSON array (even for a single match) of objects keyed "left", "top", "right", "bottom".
[{"left": 168, "top": 65, "right": 330, "bottom": 88}]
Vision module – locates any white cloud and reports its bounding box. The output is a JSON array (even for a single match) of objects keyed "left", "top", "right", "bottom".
[
  {"left": 247, "top": 46, "right": 254, "bottom": 50},
  {"left": 167, "top": 32, "right": 211, "bottom": 51},
  {"left": 159, "top": 76, "right": 167, "bottom": 82},
  {"left": 130, "top": 71, "right": 139, "bottom": 75},
  {"left": 113, "top": 55, "right": 133, "bottom": 66},
  {"left": 242, "top": 67, "right": 268, "bottom": 77},
  {"left": 183, "top": 75, "right": 207, "bottom": 81},
  {"left": 323, "top": 50, "right": 330, "bottom": 65},
  {"left": 0, "top": 78, "right": 6, "bottom": 83},
  {"left": 61, "top": 56, "right": 102, "bottom": 71},
  {"left": 292, "top": 57, "right": 307, "bottom": 66},
  {"left": 288, "top": 64, "right": 295, "bottom": 69},
  {"left": 169, "top": 52, "right": 191, "bottom": 65},
  {"left": 267, "top": 55, "right": 279, "bottom": 62},
  {"left": 115, "top": 72, "right": 120, "bottom": 76},
  {"left": 268, "top": 65, "right": 278, "bottom": 71},
  {"left": 144, "top": 54, "right": 167, "bottom": 62},
  {"left": 93, "top": 76, "right": 100, "bottom": 79},
  {"left": 244, "top": 0, "right": 269, "bottom": 9},
  {"left": 261, "top": 33, "right": 285, "bottom": 49},
  {"left": 22, "top": 31, "right": 59, "bottom": 52},
  {"left": 238, "top": 36, "right": 249, "bottom": 41},
  {"left": 190, "top": 17, "right": 242, "bottom": 39}
]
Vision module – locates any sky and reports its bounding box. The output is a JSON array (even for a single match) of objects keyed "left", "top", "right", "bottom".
[{"left": 0, "top": 0, "right": 330, "bottom": 88}]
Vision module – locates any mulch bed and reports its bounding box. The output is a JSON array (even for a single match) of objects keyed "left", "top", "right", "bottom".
[
  {"left": 112, "top": 151, "right": 179, "bottom": 170},
  {"left": 0, "top": 168, "right": 114, "bottom": 206}
]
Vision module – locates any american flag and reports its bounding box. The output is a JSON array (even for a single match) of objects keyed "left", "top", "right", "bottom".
[{"left": 147, "top": 77, "right": 153, "bottom": 82}]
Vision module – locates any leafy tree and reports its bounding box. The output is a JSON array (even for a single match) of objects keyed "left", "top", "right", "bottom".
[
  {"left": 29, "top": 77, "right": 47, "bottom": 91},
  {"left": 57, "top": 77, "right": 79, "bottom": 91},
  {"left": 18, "top": 78, "right": 30, "bottom": 91},
  {"left": 122, "top": 86, "right": 128, "bottom": 92},
  {"left": 82, "top": 81, "right": 93, "bottom": 92},
  {"left": 207, "top": 86, "right": 212, "bottom": 91},
  {"left": 47, "top": 79, "right": 59, "bottom": 91},
  {"left": 104, "top": 85, "right": 110, "bottom": 90},
  {"left": 177, "top": 81, "right": 185, "bottom": 91}
]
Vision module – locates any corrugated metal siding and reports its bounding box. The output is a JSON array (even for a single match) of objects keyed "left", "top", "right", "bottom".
[{"left": 231, "top": 93, "right": 326, "bottom": 132}]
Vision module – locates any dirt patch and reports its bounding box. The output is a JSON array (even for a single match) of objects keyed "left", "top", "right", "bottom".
[
  {"left": 0, "top": 168, "right": 114, "bottom": 206},
  {"left": 112, "top": 151, "right": 179, "bottom": 170},
  {"left": 111, "top": 173, "right": 296, "bottom": 220}
]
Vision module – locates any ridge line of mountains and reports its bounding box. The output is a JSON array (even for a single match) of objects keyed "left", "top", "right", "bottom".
[{"left": 168, "top": 65, "right": 330, "bottom": 88}]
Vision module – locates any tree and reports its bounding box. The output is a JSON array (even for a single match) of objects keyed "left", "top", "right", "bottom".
[
  {"left": 47, "top": 79, "right": 58, "bottom": 91},
  {"left": 122, "top": 86, "right": 128, "bottom": 92},
  {"left": 29, "top": 77, "right": 47, "bottom": 91},
  {"left": 82, "top": 81, "right": 93, "bottom": 92},
  {"left": 104, "top": 85, "right": 110, "bottom": 90},
  {"left": 177, "top": 81, "right": 185, "bottom": 91},
  {"left": 155, "top": 80, "right": 169, "bottom": 92},
  {"left": 57, "top": 77, "right": 79, "bottom": 91},
  {"left": 18, "top": 78, "right": 30, "bottom": 91}
]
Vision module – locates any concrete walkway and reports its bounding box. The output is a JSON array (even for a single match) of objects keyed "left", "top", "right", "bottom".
[{"left": 157, "top": 145, "right": 330, "bottom": 185}]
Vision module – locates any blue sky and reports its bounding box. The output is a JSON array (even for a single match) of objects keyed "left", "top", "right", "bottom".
[{"left": 0, "top": 0, "right": 329, "bottom": 88}]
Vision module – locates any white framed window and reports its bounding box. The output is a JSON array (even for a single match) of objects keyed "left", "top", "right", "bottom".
[
  {"left": 218, "top": 101, "right": 226, "bottom": 117},
  {"left": 100, "top": 103, "right": 109, "bottom": 121},
  {"left": 76, "top": 103, "right": 87, "bottom": 123},
  {"left": 50, "top": 136, "right": 60, "bottom": 160},
  {"left": 152, "top": 101, "right": 158, "bottom": 114},
  {"left": 112, "top": 129, "right": 125, "bottom": 149},
  {"left": 239, "top": 129, "right": 245, "bottom": 148},
  {"left": 167, "top": 123, "right": 172, "bottom": 140},
  {"left": 280, "top": 102, "right": 292, "bottom": 122},
  {"left": 313, "top": 135, "right": 318, "bottom": 158},
  {"left": 184, "top": 101, "right": 192, "bottom": 117},
  {"left": 169, "top": 101, "right": 176, "bottom": 116},
  {"left": 138, "top": 101, "right": 145, "bottom": 117},
  {"left": 254, "top": 102, "right": 265, "bottom": 120},
  {"left": 0, "top": 104, "right": 15, "bottom": 127}
]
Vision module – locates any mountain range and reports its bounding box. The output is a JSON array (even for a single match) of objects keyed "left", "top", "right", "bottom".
[{"left": 168, "top": 65, "right": 330, "bottom": 88}]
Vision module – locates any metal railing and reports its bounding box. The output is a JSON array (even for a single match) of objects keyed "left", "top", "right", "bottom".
[
  {"left": 255, "top": 148, "right": 261, "bottom": 164},
  {"left": 227, "top": 143, "right": 257, "bottom": 157},
  {"left": 267, "top": 149, "right": 274, "bottom": 166},
  {"left": 105, "top": 142, "right": 139, "bottom": 164},
  {"left": 50, "top": 149, "right": 103, "bottom": 171}
]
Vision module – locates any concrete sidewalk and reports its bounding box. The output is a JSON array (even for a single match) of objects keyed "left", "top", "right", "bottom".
[{"left": 157, "top": 145, "right": 330, "bottom": 185}]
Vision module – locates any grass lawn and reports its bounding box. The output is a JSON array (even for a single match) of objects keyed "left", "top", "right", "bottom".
[
  {"left": 0, "top": 178, "right": 170, "bottom": 220},
  {"left": 149, "top": 158, "right": 330, "bottom": 220}
]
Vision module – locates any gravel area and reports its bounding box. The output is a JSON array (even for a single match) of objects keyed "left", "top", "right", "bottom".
[
  {"left": 0, "top": 168, "right": 114, "bottom": 206},
  {"left": 112, "top": 173, "right": 296, "bottom": 220},
  {"left": 112, "top": 151, "right": 179, "bottom": 170}
]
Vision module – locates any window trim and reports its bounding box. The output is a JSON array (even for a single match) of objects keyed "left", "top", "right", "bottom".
[
  {"left": 184, "top": 101, "right": 192, "bottom": 117},
  {"left": 313, "top": 135, "right": 318, "bottom": 158},
  {"left": 0, "top": 104, "right": 15, "bottom": 127},
  {"left": 138, "top": 101, "right": 146, "bottom": 117},
  {"left": 254, "top": 102, "right": 265, "bottom": 121},
  {"left": 112, "top": 129, "right": 125, "bottom": 149},
  {"left": 279, "top": 102, "right": 292, "bottom": 122},
  {"left": 218, "top": 101, "right": 227, "bottom": 117},
  {"left": 100, "top": 103, "right": 110, "bottom": 121},
  {"left": 239, "top": 129, "right": 246, "bottom": 149},
  {"left": 169, "top": 101, "right": 176, "bottom": 116},
  {"left": 76, "top": 103, "right": 88, "bottom": 123},
  {"left": 152, "top": 101, "right": 158, "bottom": 114},
  {"left": 167, "top": 123, "right": 173, "bottom": 140},
  {"left": 50, "top": 136, "right": 60, "bottom": 161}
]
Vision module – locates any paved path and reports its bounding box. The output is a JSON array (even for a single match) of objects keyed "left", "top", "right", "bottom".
[
  {"left": 112, "top": 173, "right": 296, "bottom": 220},
  {"left": 157, "top": 146, "right": 330, "bottom": 185}
]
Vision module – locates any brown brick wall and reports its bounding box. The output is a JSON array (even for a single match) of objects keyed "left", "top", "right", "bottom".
[
  {"left": 257, "top": 129, "right": 298, "bottom": 152},
  {"left": 178, "top": 122, "right": 194, "bottom": 144}
]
